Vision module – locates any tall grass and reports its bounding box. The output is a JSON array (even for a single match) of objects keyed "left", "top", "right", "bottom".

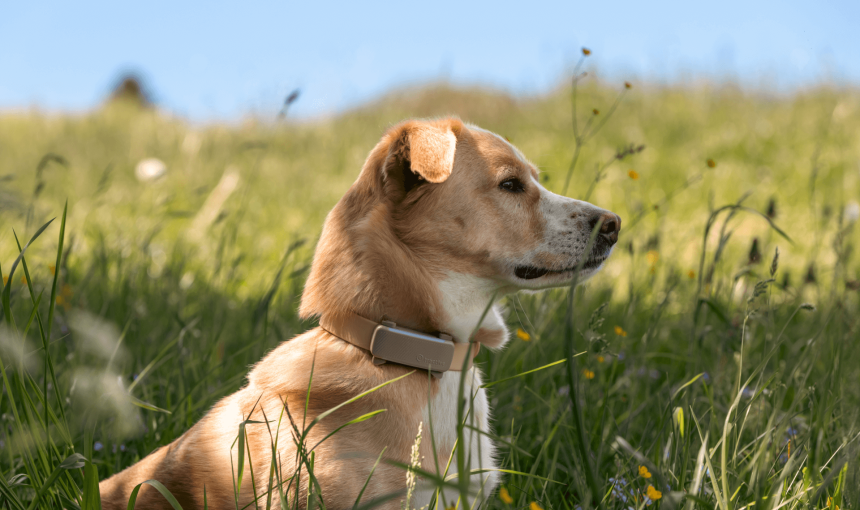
[{"left": 0, "top": 57, "right": 858, "bottom": 508}]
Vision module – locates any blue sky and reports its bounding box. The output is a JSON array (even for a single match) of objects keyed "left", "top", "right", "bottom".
[{"left": 1, "top": 0, "right": 857, "bottom": 120}]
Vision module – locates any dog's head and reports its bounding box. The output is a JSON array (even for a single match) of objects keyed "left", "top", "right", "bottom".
[{"left": 302, "top": 118, "right": 620, "bottom": 346}]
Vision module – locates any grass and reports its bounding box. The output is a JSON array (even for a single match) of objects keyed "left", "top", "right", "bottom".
[{"left": 1, "top": 58, "right": 859, "bottom": 508}]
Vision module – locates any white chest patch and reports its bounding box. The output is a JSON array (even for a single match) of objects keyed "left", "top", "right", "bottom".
[{"left": 412, "top": 367, "right": 498, "bottom": 506}]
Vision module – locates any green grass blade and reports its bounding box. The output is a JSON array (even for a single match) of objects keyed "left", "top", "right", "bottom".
[
  {"left": 352, "top": 446, "right": 387, "bottom": 509},
  {"left": 82, "top": 461, "right": 101, "bottom": 510},
  {"left": 2, "top": 219, "right": 55, "bottom": 325},
  {"left": 304, "top": 370, "right": 414, "bottom": 437},
  {"left": 481, "top": 357, "right": 577, "bottom": 389},
  {"left": 25, "top": 453, "right": 85, "bottom": 510},
  {"left": 126, "top": 480, "right": 185, "bottom": 510},
  {"left": 310, "top": 409, "right": 387, "bottom": 451}
]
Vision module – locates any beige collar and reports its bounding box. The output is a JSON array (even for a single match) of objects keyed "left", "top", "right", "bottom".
[{"left": 320, "top": 313, "right": 480, "bottom": 376}]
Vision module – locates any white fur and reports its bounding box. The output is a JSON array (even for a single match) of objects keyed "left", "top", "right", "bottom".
[
  {"left": 414, "top": 367, "right": 498, "bottom": 508},
  {"left": 437, "top": 271, "right": 506, "bottom": 347}
]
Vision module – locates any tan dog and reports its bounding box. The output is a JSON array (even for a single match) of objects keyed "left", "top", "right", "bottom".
[{"left": 99, "top": 118, "right": 620, "bottom": 509}]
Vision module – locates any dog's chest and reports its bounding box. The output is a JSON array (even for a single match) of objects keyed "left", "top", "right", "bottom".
[{"left": 421, "top": 368, "right": 492, "bottom": 469}]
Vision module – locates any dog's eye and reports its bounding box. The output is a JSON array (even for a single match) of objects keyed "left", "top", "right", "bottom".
[{"left": 499, "top": 178, "right": 525, "bottom": 193}]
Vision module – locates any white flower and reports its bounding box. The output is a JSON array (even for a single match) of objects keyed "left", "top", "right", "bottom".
[
  {"left": 844, "top": 201, "right": 860, "bottom": 224},
  {"left": 135, "top": 158, "right": 166, "bottom": 182}
]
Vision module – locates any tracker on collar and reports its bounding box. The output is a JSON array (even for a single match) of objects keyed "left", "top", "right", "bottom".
[{"left": 320, "top": 313, "right": 480, "bottom": 378}]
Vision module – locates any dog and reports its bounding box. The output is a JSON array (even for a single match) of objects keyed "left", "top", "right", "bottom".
[{"left": 99, "top": 117, "right": 621, "bottom": 509}]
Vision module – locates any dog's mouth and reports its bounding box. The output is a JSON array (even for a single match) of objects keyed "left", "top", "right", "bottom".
[{"left": 514, "top": 257, "right": 607, "bottom": 280}]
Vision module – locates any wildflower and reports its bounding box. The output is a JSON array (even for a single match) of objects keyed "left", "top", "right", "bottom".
[
  {"left": 688, "top": 270, "right": 696, "bottom": 279},
  {"left": 638, "top": 465, "right": 652, "bottom": 478},
  {"left": 499, "top": 487, "right": 514, "bottom": 504},
  {"left": 610, "top": 477, "right": 629, "bottom": 501},
  {"left": 614, "top": 326, "right": 627, "bottom": 337},
  {"left": 49, "top": 265, "right": 56, "bottom": 275},
  {"left": 828, "top": 497, "right": 840, "bottom": 510},
  {"left": 845, "top": 201, "right": 860, "bottom": 224},
  {"left": 625, "top": 81, "right": 632, "bottom": 89},
  {"left": 593, "top": 108, "right": 600, "bottom": 115},
  {"left": 628, "top": 169, "right": 639, "bottom": 180},
  {"left": 94, "top": 441, "right": 104, "bottom": 451},
  {"left": 557, "top": 385, "right": 570, "bottom": 396},
  {"left": 706, "top": 158, "right": 716, "bottom": 168},
  {"left": 530, "top": 502, "right": 544, "bottom": 510},
  {"left": 516, "top": 328, "right": 531, "bottom": 341},
  {"left": 583, "top": 369, "right": 595, "bottom": 379},
  {"left": 597, "top": 355, "right": 605, "bottom": 363},
  {"left": 135, "top": 157, "right": 166, "bottom": 182},
  {"left": 20, "top": 276, "right": 26, "bottom": 285},
  {"left": 646, "top": 485, "right": 662, "bottom": 500},
  {"left": 582, "top": 47, "right": 591, "bottom": 56},
  {"left": 2, "top": 275, "right": 7, "bottom": 285},
  {"left": 646, "top": 250, "right": 659, "bottom": 266}
]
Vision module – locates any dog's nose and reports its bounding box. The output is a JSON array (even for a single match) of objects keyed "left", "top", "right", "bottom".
[{"left": 588, "top": 212, "right": 621, "bottom": 245}]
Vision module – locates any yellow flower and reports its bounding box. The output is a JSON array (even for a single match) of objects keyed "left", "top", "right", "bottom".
[
  {"left": 707, "top": 158, "right": 716, "bottom": 168},
  {"left": 530, "top": 502, "right": 544, "bottom": 510},
  {"left": 49, "top": 265, "right": 56, "bottom": 275},
  {"left": 582, "top": 47, "right": 591, "bottom": 56},
  {"left": 593, "top": 108, "right": 600, "bottom": 115},
  {"left": 628, "top": 169, "right": 639, "bottom": 180},
  {"left": 597, "top": 355, "right": 605, "bottom": 363},
  {"left": 646, "top": 250, "right": 659, "bottom": 266},
  {"left": 639, "top": 465, "right": 652, "bottom": 478},
  {"left": 516, "top": 328, "right": 531, "bottom": 341},
  {"left": 625, "top": 81, "right": 632, "bottom": 89},
  {"left": 583, "top": 369, "right": 595, "bottom": 379},
  {"left": 828, "top": 497, "right": 840, "bottom": 510},
  {"left": 2, "top": 275, "right": 7, "bottom": 285},
  {"left": 688, "top": 270, "right": 696, "bottom": 279},
  {"left": 646, "top": 485, "right": 662, "bottom": 500},
  {"left": 499, "top": 487, "right": 514, "bottom": 504},
  {"left": 20, "top": 276, "right": 27, "bottom": 285},
  {"left": 614, "top": 326, "right": 627, "bottom": 337}
]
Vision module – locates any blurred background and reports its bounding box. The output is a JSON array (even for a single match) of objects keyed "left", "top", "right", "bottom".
[{"left": 2, "top": 0, "right": 859, "bottom": 120}]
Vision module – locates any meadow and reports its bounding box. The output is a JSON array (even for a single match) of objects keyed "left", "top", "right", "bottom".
[{"left": 1, "top": 63, "right": 859, "bottom": 509}]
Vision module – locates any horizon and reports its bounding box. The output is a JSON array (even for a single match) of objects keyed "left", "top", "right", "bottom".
[{"left": 2, "top": 0, "right": 858, "bottom": 122}]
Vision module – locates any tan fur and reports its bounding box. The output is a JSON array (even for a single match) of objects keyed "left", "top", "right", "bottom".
[{"left": 99, "top": 118, "right": 620, "bottom": 509}]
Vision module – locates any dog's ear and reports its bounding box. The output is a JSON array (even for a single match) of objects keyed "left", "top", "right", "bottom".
[{"left": 370, "top": 119, "right": 462, "bottom": 201}]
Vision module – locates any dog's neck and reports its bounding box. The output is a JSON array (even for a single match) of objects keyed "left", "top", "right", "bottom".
[
  {"left": 300, "top": 199, "right": 509, "bottom": 349},
  {"left": 436, "top": 271, "right": 508, "bottom": 348}
]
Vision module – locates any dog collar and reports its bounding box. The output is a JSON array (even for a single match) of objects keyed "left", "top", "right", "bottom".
[{"left": 319, "top": 313, "right": 480, "bottom": 377}]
